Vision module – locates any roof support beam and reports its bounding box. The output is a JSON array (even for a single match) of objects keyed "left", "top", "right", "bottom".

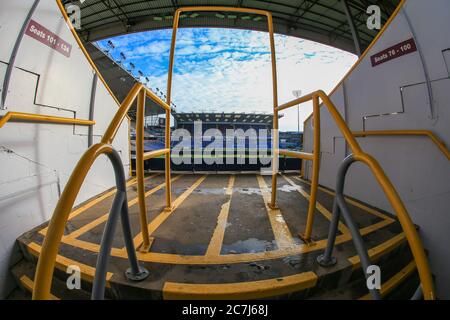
[{"left": 340, "top": 0, "right": 362, "bottom": 56}]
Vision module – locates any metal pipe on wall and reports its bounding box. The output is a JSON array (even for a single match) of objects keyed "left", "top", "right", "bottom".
[
  {"left": 88, "top": 74, "right": 98, "bottom": 147},
  {"left": 341, "top": 0, "right": 362, "bottom": 56},
  {"left": 1, "top": 0, "right": 40, "bottom": 109}
]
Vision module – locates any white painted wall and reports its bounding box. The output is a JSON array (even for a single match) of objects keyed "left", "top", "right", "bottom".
[
  {"left": 303, "top": 0, "right": 450, "bottom": 298},
  {"left": 0, "top": 1, "right": 130, "bottom": 298}
]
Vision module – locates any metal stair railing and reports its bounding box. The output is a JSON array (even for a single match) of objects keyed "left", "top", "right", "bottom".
[
  {"left": 317, "top": 154, "right": 382, "bottom": 300},
  {"left": 272, "top": 90, "right": 436, "bottom": 300},
  {"left": 317, "top": 154, "right": 426, "bottom": 300},
  {"left": 32, "top": 82, "right": 173, "bottom": 300},
  {"left": 91, "top": 148, "right": 149, "bottom": 300},
  {"left": 32, "top": 2, "right": 435, "bottom": 300}
]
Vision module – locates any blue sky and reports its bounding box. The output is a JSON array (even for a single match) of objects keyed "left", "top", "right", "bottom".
[{"left": 97, "top": 28, "right": 357, "bottom": 131}]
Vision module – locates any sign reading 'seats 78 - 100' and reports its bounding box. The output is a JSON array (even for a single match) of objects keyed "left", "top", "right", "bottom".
[{"left": 370, "top": 38, "right": 417, "bottom": 67}]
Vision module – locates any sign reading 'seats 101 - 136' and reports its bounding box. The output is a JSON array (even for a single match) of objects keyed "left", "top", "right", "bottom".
[
  {"left": 25, "top": 19, "right": 72, "bottom": 58},
  {"left": 370, "top": 38, "right": 417, "bottom": 67}
]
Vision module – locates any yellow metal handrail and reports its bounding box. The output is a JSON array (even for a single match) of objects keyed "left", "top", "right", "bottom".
[
  {"left": 278, "top": 149, "right": 314, "bottom": 161},
  {"left": 33, "top": 82, "right": 172, "bottom": 299},
  {"left": 33, "top": 3, "right": 434, "bottom": 301},
  {"left": 143, "top": 148, "right": 170, "bottom": 161},
  {"left": 168, "top": 5, "right": 281, "bottom": 213},
  {"left": 33, "top": 4, "right": 276, "bottom": 301},
  {"left": 33, "top": 143, "right": 113, "bottom": 299},
  {"left": 353, "top": 130, "right": 450, "bottom": 161},
  {"left": 0, "top": 111, "right": 94, "bottom": 128},
  {"left": 272, "top": 90, "right": 435, "bottom": 300}
]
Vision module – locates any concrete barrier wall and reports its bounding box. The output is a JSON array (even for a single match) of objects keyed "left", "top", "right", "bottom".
[
  {"left": 303, "top": 0, "right": 450, "bottom": 298},
  {"left": 0, "top": 0, "right": 130, "bottom": 298}
]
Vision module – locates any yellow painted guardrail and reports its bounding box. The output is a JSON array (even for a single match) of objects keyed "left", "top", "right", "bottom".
[
  {"left": 0, "top": 111, "right": 94, "bottom": 128},
  {"left": 353, "top": 130, "right": 450, "bottom": 161},
  {"left": 33, "top": 2, "right": 435, "bottom": 300},
  {"left": 274, "top": 92, "right": 321, "bottom": 242},
  {"left": 32, "top": 82, "right": 173, "bottom": 299},
  {"left": 169, "top": 5, "right": 282, "bottom": 214},
  {"left": 273, "top": 90, "right": 435, "bottom": 300}
]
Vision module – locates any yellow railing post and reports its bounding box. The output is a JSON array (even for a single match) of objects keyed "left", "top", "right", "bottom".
[
  {"left": 164, "top": 107, "right": 173, "bottom": 210},
  {"left": 136, "top": 88, "right": 152, "bottom": 252},
  {"left": 164, "top": 9, "right": 182, "bottom": 212},
  {"left": 268, "top": 10, "right": 280, "bottom": 210},
  {"left": 0, "top": 112, "right": 95, "bottom": 128},
  {"left": 300, "top": 157, "right": 305, "bottom": 178},
  {"left": 169, "top": 7, "right": 279, "bottom": 209},
  {"left": 302, "top": 94, "right": 321, "bottom": 242}
]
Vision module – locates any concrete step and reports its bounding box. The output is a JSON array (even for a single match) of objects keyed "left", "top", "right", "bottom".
[
  {"left": 10, "top": 260, "right": 91, "bottom": 300},
  {"left": 10, "top": 173, "right": 425, "bottom": 300},
  {"left": 12, "top": 229, "right": 417, "bottom": 300}
]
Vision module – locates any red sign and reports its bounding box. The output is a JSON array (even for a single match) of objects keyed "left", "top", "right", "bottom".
[
  {"left": 370, "top": 38, "right": 417, "bottom": 67},
  {"left": 25, "top": 19, "right": 72, "bottom": 58}
]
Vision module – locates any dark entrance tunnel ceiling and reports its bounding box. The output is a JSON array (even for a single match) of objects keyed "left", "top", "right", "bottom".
[{"left": 67, "top": 0, "right": 400, "bottom": 55}]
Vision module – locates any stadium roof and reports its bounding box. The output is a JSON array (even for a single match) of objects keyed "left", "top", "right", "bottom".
[
  {"left": 173, "top": 112, "right": 283, "bottom": 126},
  {"left": 68, "top": 0, "right": 401, "bottom": 55}
]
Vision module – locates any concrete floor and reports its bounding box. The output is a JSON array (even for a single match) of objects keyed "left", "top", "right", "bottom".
[{"left": 16, "top": 173, "right": 413, "bottom": 299}]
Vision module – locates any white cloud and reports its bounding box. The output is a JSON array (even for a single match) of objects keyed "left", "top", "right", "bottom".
[{"left": 100, "top": 28, "right": 357, "bottom": 131}]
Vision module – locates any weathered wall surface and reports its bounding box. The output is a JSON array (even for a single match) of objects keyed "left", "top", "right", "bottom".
[
  {"left": 0, "top": 1, "right": 130, "bottom": 298},
  {"left": 303, "top": 0, "right": 450, "bottom": 298}
]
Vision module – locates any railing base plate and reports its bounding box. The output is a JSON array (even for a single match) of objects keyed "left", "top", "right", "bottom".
[
  {"left": 316, "top": 254, "right": 337, "bottom": 267},
  {"left": 125, "top": 266, "right": 150, "bottom": 282},
  {"left": 137, "top": 237, "right": 154, "bottom": 253},
  {"left": 267, "top": 203, "right": 279, "bottom": 210},
  {"left": 298, "top": 234, "right": 316, "bottom": 246}
]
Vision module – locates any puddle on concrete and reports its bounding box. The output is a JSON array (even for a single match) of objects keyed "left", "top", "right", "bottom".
[
  {"left": 235, "top": 187, "right": 262, "bottom": 195},
  {"left": 282, "top": 255, "right": 309, "bottom": 269},
  {"left": 193, "top": 188, "right": 227, "bottom": 195},
  {"left": 278, "top": 184, "right": 299, "bottom": 193},
  {"left": 222, "top": 238, "right": 276, "bottom": 254}
]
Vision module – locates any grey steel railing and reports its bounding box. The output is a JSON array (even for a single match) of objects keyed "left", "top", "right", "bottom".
[
  {"left": 91, "top": 148, "right": 149, "bottom": 300},
  {"left": 316, "top": 154, "right": 425, "bottom": 300},
  {"left": 317, "top": 154, "right": 382, "bottom": 300}
]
